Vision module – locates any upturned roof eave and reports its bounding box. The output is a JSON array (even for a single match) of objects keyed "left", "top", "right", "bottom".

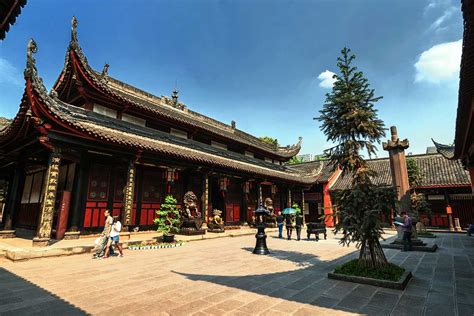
[
  {"left": 19, "top": 39, "right": 314, "bottom": 186},
  {"left": 52, "top": 17, "right": 302, "bottom": 160}
]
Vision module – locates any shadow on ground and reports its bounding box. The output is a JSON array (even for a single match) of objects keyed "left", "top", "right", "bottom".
[
  {"left": 175, "top": 234, "right": 474, "bottom": 315},
  {"left": 0, "top": 267, "right": 87, "bottom": 315}
]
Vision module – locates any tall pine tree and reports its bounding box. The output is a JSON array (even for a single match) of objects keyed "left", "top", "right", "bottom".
[{"left": 318, "top": 48, "right": 395, "bottom": 268}]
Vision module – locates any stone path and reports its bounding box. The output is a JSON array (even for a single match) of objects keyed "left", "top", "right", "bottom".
[{"left": 0, "top": 232, "right": 473, "bottom": 315}]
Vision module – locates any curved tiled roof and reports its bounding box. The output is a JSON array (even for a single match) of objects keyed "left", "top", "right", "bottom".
[
  {"left": 330, "top": 154, "right": 471, "bottom": 190},
  {"left": 5, "top": 39, "right": 315, "bottom": 185},
  {"left": 0, "top": 0, "right": 27, "bottom": 40},
  {"left": 53, "top": 17, "right": 302, "bottom": 160},
  {"left": 432, "top": 139, "right": 455, "bottom": 159},
  {"left": 288, "top": 160, "right": 335, "bottom": 183}
]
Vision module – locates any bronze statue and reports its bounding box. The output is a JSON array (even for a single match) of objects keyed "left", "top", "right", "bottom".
[
  {"left": 182, "top": 191, "right": 201, "bottom": 219},
  {"left": 208, "top": 209, "right": 225, "bottom": 233},
  {"left": 178, "top": 191, "right": 205, "bottom": 235}
]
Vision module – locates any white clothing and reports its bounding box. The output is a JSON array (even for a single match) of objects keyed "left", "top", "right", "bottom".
[{"left": 110, "top": 221, "right": 122, "bottom": 237}]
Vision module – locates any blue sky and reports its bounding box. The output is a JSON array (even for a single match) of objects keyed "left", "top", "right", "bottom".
[{"left": 0, "top": 0, "right": 463, "bottom": 157}]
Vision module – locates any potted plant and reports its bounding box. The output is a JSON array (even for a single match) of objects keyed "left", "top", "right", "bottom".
[{"left": 154, "top": 195, "right": 181, "bottom": 243}]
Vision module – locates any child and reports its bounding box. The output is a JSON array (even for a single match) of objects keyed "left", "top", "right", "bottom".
[{"left": 103, "top": 216, "right": 124, "bottom": 258}]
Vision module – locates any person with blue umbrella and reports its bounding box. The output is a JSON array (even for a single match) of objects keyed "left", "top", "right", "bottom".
[{"left": 283, "top": 207, "right": 296, "bottom": 240}]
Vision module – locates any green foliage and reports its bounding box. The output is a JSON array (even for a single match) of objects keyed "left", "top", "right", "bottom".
[
  {"left": 313, "top": 154, "right": 325, "bottom": 161},
  {"left": 406, "top": 158, "right": 422, "bottom": 188},
  {"left": 292, "top": 202, "right": 301, "bottom": 215},
  {"left": 286, "top": 156, "right": 305, "bottom": 165},
  {"left": 319, "top": 48, "right": 393, "bottom": 269},
  {"left": 334, "top": 259, "right": 405, "bottom": 281},
  {"left": 317, "top": 47, "right": 385, "bottom": 184},
  {"left": 154, "top": 195, "right": 181, "bottom": 236},
  {"left": 332, "top": 186, "right": 396, "bottom": 247},
  {"left": 410, "top": 192, "right": 431, "bottom": 218},
  {"left": 259, "top": 136, "right": 278, "bottom": 148}
]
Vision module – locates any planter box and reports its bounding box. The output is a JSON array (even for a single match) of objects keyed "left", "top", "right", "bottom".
[
  {"left": 128, "top": 242, "right": 184, "bottom": 251},
  {"left": 328, "top": 270, "right": 412, "bottom": 290}
]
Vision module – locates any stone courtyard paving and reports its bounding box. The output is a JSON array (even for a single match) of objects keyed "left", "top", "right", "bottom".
[{"left": 0, "top": 231, "right": 473, "bottom": 316}]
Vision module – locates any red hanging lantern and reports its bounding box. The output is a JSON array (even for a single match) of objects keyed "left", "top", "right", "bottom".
[
  {"left": 219, "top": 177, "right": 230, "bottom": 197},
  {"left": 164, "top": 168, "right": 179, "bottom": 193},
  {"left": 243, "top": 181, "right": 251, "bottom": 194}
]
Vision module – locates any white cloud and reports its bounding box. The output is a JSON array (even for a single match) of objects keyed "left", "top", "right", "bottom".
[
  {"left": 0, "top": 57, "right": 21, "bottom": 86},
  {"left": 424, "top": 0, "right": 451, "bottom": 15},
  {"left": 414, "top": 39, "right": 462, "bottom": 83},
  {"left": 428, "top": 6, "right": 457, "bottom": 32},
  {"left": 317, "top": 70, "right": 336, "bottom": 89}
]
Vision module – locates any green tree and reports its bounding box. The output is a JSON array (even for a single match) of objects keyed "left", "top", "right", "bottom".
[
  {"left": 286, "top": 156, "right": 305, "bottom": 165},
  {"left": 259, "top": 136, "right": 278, "bottom": 148},
  {"left": 406, "top": 158, "right": 431, "bottom": 218},
  {"left": 406, "top": 157, "right": 422, "bottom": 188},
  {"left": 154, "top": 195, "right": 181, "bottom": 236},
  {"left": 317, "top": 47, "right": 395, "bottom": 268}
]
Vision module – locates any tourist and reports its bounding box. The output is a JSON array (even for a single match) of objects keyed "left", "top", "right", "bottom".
[
  {"left": 295, "top": 211, "right": 303, "bottom": 241},
  {"left": 103, "top": 216, "right": 124, "bottom": 258},
  {"left": 92, "top": 209, "right": 114, "bottom": 259},
  {"left": 276, "top": 211, "right": 284, "bottom": 238},
  {"left": 401, "top": 211, "right": 413, "bottom": 251},
  {"left": 285, "top": 214, "right": 293, "bottom": 240},
  {"left": 467, "top": 224, "right": 474, "bottom": 237}
]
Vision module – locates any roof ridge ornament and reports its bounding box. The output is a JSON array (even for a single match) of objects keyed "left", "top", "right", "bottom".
[
  {"left": 71, "top": 16, "right": 78, "bottom": 42},
  {"left": 101, "top": 63, "right": 109, "bottom": 83},
  {"left": 24, "top": 38, "right": 38, "bottom": 78}
]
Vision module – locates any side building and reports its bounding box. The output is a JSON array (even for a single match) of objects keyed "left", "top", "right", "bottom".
[{"left": 328, "top": 154, "right": 472, "bottom": 228}]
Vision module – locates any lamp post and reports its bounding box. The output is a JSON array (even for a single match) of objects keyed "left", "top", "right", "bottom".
[{"left": 253, "top": 201, "right": 270, "bottom": 255}]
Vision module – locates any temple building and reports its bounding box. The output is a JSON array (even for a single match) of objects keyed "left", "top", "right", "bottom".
[
  {"left": 0, "top": 18, "right": 317, "bottom": 245},
  {"left": 332, "top": 154, "right": 471, "bottom": 228},
  {"left": 434, "top": 0, "right": 474, "bottom": 193}
]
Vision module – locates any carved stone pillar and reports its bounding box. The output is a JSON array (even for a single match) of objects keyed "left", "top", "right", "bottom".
[
  {"left": 122, "top": 160, "right": 136, "bottom": 227},
  {"left": 383, "top": 126, "right": 410, "bottom": 215},
  {"left": 33, "top": 150, "right": 61, "bottom": 246}
]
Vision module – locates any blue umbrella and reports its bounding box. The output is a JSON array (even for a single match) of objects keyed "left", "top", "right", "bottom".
[{"left": 282, "top": 208, "right": 296, "bottom": 215}]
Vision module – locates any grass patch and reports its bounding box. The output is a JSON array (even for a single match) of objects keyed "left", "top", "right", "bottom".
[{"left": 334, "top": 259, "right": 405, "bottom": 282}]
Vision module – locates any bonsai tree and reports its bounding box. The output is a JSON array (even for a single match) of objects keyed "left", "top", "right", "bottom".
[
  {"left": 154, "top": 195, "right": 181, "bottom": 236},
  {"left": 317, "top": 47, "right": 396, "bottom": 268}
]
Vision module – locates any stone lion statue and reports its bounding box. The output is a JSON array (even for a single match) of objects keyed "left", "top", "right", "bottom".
[
  {"left": 209, "top": 209, "right": 223, "bottom": 225},
  {"left": 182, "top": 191, "right": 201, "bottom": 219}
]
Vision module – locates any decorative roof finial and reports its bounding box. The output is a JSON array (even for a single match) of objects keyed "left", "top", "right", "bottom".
[
  {"left": 71, "top": 16, "right": 78, "bottom": 42},
  {"left": 101, "top": 63, "right": 109, "bottom": 82},
  {"left": 25, "top": 38, "right": 38, "bottom": 77},
  {"left": 172, "top": 88, "right": 179, "bottom": 106},
  {"left": 231, "top": 120, "right": 236, "bottom": 129}
]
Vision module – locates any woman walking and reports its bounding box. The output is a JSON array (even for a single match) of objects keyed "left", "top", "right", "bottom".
[
  {"left": 103, "top": 216, "right": 124, "bottom": 258},
  {"left": 285, "top": 214, "right": 293, "bottom": 240}
]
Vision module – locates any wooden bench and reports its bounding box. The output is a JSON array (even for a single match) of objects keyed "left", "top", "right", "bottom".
[{"left": 306, "top": 222, "right": 327, "bottom": 241}]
